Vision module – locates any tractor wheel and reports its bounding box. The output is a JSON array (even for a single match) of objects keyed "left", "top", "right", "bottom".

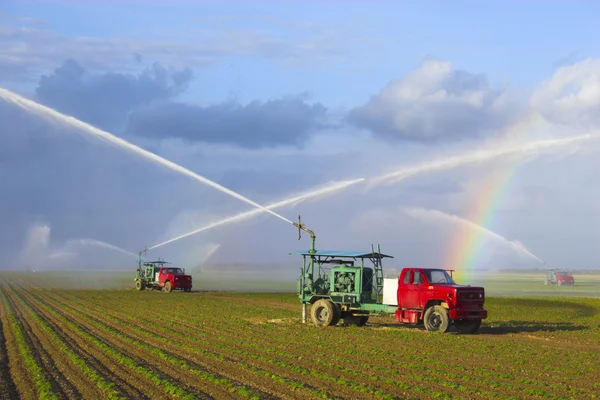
[
  {"left": 423, "top": 305, "right": 450, "bottom": 333},
  {"left": 330, "top": 304, "right": 341, "bottom": 326},
  {"left": 454, "top": 319, "right": 481, "bottom": 334},
  {"left": 135, "top": 280, "right": 145, "bottom": 291},
  {"left": 310, "top": 299, "right": 337, "bottom": 327},
  {"left": 343, "top": 315, "right": 369, "bottom": 326},
  {"left": 164, "top": 281, "right": 172, "bottom": 293}
]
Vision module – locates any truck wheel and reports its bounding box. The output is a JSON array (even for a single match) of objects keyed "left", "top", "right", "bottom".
[
  {"left": 310, "top": 299, "right": 337, "bottom": 327},
  {"left": 424, "top": 305, "right": 450, "bottom": 333},
  {"left": 164, "top": 281, "right": 172, "bottom": 293},
  {"left": 454, "top": 319, "right": 481, "bottom": 334},
  {"left": 135, "top": 280, "right": 145, "bottom": 291}
]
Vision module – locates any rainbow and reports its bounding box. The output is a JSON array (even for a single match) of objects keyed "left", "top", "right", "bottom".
[{"left": 447, "top": 112, "right": 548, "bottom": 283}]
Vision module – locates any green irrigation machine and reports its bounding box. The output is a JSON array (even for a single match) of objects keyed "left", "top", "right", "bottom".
[{"left": 291, "top": 216, "right": 398, "bottom": 326}]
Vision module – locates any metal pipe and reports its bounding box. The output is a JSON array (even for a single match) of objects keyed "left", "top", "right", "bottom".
[
  {"left": 302, "top": 304, "right": 306, "bottom": 324},
  {"left": 293, "top": 215, "right": 316, "bottom": 254}
]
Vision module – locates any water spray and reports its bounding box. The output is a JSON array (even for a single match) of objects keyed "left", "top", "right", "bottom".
[
  {"left": 145, "top": 128, "right": 600, "bottom": 252},
  {"left": 64, "top": 238, "right": 137, "bottom": 258},
  {"left": 370, "top": 132, "right": 599, "bottom": 187},
  {"left": 147, "top": 178, "right": 364, "bottom": 251},
  {"left": 404, "top": 207, "right": 546, "bottom": 264},
  {"left": 0, "top": 87, "right": 293, "bottom": 226}
]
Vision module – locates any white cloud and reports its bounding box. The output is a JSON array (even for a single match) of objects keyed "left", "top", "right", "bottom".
[
  {"left": 347, "top": 59, "right": 523, "bottom": 142},
  {"left": 531, "top": 57, "right": 600, "bottom": 128}
]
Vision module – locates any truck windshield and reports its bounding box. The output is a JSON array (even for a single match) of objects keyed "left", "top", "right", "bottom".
[
  {"left": 423, "top": 269, "right": 456, "bottom": 285},
  {"left": 167, "top": 268, "right": 184, "bottom": 274}
]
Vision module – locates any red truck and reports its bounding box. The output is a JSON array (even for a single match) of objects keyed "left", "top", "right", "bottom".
[
  {"left": 135, "top": 260, "right": 193, "bottom": 293},
  {"left": 384, "top": 268, "right": 487, "bottom": 333}
]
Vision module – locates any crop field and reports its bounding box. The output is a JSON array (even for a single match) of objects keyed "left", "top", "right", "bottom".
[{"left": 0, "top": 271, "right": 599, "bottom": 400}]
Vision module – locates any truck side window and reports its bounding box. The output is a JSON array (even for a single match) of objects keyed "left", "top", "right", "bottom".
[
  {"left": 403, "top": 271, "right": 412, "bottom": 284},
  {"left": 414, "top": 273, "right": 422, "bottom": 284}
]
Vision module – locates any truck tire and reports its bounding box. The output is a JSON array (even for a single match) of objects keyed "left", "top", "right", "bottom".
[
  {"left": 311, "top": 299, "right": 337, "bottom": 327},
  {"left": 424, "top": 305, "right": 450, "bottom": 333},
  {"left": 164, "top": 281, "right": 172, "bottom": 293},
  {"left": 454, "top": 319, "right": 481, "bottom": 334},
  {"left": 135, "top": 280, "right": 145, "bottom": 291}
]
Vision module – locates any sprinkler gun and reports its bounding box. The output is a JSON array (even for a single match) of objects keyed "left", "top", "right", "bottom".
[
  {"left": 138, "top": 246, "right": 148, "bottom": 270},
  {"left": 293, "top": 215, "right": 316, "bottom": 254}
]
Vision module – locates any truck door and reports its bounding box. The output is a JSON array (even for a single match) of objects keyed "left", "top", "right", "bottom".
[
  {"left": 400, "top": 270, "right": 423, "bottom": 309},
  {"left": 158, "top": 268, "right": 167, "bottom": 285}
]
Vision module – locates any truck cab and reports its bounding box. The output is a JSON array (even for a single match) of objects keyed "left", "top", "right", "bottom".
[
  {"left": 385, "top": 268, "right": 487, "bottom": 333},
  {"left": 135, "top": 259, "right": 193, "bottom": 292}
]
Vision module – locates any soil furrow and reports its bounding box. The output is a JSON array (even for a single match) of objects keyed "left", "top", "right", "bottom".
[
  {"left": 17, "top": 285, "right": 212, "bottom": 400},
  {"left": 53, "top": 290, "right": 402, "bottom": 400},
  {"left": 4, "top": 284, "right": 85, "bottom": 399},
  {"left": 46, "top": 292, "right": 324, "bottom": 400},
  {"left": 11, "top": 283, "right": 152, "bottom": 399},
  {"left": 0, "top": 285, "right": 33, "bottom": 400},
  {"left": 70, "top": 294, "right": 475, "bottom": 399}
]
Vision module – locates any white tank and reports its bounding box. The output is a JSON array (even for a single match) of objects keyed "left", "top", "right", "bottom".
[{"left": 382, "top": 277, "right": 399, "bottom": 305}]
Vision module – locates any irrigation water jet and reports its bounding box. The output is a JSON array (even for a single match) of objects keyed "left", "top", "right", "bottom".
[
  {"left": 148, "top": 131, "right": 600, "bottom": 251},
  {"left": 0, "top": 87, "right": 293, "bottom": 226},
  {"left": 64, "top": 238, "right": 138, "bottom": 258},
  {"left": 404, "top": 207, "right": 545, "bottom": 264},
  {"left": 369, "top": 132, "right": 600, "bottom": 187},
  {"left": 148, "top": 178, "right": 365, "bottom": 250}
]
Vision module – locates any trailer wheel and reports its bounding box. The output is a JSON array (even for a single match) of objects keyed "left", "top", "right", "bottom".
[
  {"left": 135, "top": 280, "right": 145, "bottom": 291},
  {"left": 311, "top": 299, "right": 337, "bottom": 327},
  {"left": 424, "top": 305, "right": 449, "bottom": 333},
  {"left": 164, "top": 281, "right": 172, "bottom": 293},
  {"left": 454, "top": 319, "right": 481, "bottom": 334}
]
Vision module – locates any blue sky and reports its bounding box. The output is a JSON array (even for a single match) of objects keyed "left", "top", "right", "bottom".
[
  {"left": 2, "top": 1, "right": 600, "bottom": 275},
  {"left": 3, "top": 0, "right": 600, "bottom": 108}
]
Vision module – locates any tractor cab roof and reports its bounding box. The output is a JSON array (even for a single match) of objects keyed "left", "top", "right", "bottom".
[{"left": 290, "top": 250, "right": 394, "bottom": 259}]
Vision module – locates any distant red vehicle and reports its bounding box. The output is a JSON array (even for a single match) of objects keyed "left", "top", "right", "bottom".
[
  {"left": 135, "top": 260, "right": 193, "bottom": 292},
  {"left": 545, "top": 269, "right": 574, "bottom": 286},
  {"left": 387, "top": 268, "right": 487, "bottom": 333}
]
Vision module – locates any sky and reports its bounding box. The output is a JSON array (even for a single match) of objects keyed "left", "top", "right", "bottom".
[{"left": 2, "top": 0, "right": 600, "bottom": 280}]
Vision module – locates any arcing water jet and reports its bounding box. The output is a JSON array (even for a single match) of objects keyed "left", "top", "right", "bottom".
[
  {"left": 148, "top": 178, "right": 365, "bottom": 250},
  {"left": 370, "top": 132, "right": 599, "bottom": 187},
  {"left": 0, "top": 87, "right": 293, "bottom": 226},
  {"left": 148, "top": 131, "right": 600, "bottom": 251},
  {"left": 404, "top": 207, "right": 545, "bottom": 264},
  {"left": 64, "top": 238, "right": 138, "bottom": 258}
]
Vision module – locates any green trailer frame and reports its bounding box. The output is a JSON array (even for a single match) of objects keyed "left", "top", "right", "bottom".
[{"left": 291, "top": 216, "right": 398, "bottom": 323}]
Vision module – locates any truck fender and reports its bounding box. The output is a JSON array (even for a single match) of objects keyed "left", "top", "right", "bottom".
[{"left": 422, "top": 300, "right": 449, "bottom": 318}]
